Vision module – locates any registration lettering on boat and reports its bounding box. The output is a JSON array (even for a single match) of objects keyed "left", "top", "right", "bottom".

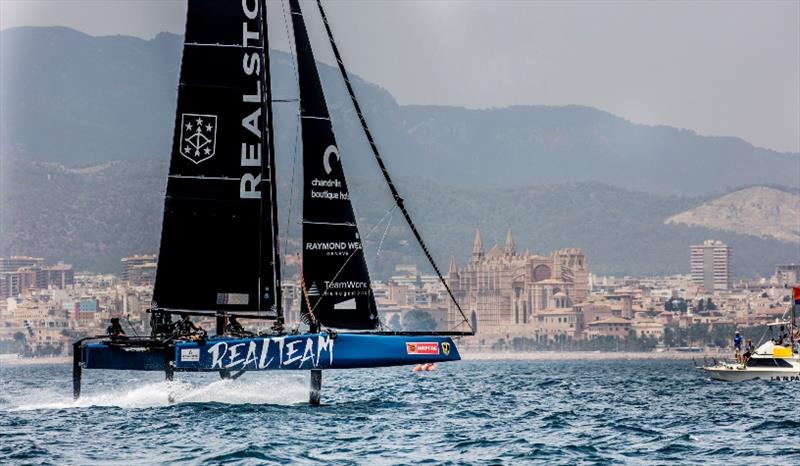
[
  {"left": 406, "top": 342, "right": 439, "bottom": 355},
  {"left": 770, "top": 376, "right": 800, "bottom": 382}
]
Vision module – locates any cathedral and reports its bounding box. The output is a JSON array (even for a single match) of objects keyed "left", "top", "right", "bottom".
[{"left": 448, "top": 229, "right": 588, "bottom": 336}]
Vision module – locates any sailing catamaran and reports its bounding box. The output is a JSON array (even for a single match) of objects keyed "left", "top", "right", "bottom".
[{"left": 73, "top": 0, "right": 474, "bottom": 404}]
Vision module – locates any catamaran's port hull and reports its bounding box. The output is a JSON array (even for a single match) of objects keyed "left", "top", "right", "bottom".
[{"left": 81, "top": 333, "right": 460, "bottom": 371}]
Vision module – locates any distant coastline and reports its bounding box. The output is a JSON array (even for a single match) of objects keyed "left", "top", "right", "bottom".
[
  {"left": 0, "top": 351, "right": 721, "bottom": 367},
  {"left": 0, "top": 355, "right": 72, "bottom": 366},
  {"left": 460, "top": 350, "right": 719, "bottom": 361}
]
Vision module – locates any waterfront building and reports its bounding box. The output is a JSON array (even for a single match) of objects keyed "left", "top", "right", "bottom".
[
  {"left": 532, "top": 307, "right": 583, "bottom": 342},
  {"left": 447, "top": 229, "right": 588, "bottom": 335},
  {"left": 585, "top": 317, "right": 632, "bottom": 339},
  {"left": 690, "top": 240, "right": 731, "bottom": 291}
]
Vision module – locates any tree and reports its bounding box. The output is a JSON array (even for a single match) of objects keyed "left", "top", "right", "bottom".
[
  {"left": 706, "top": 298, "right": 717, "bottom": 310},
  {"left": 696, "top": 299, "right": 705, "bottom": 313},
  {"left": 401, "top": 309, "right": 437, "bottom": 331},
  {"left": 665, "top": 300, "right": 674, "bottom": 312}
]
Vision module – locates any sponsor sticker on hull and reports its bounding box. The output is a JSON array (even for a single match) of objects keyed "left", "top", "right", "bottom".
[
  {"left": 406, "top": 342, "right": 439, "bottom": 355},
  {"left": 180, "top": 348, "right": 200, "bottom": 362}
]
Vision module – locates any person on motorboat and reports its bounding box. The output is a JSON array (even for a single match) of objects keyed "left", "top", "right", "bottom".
[
  {"left": 742, "top": 339, "right": 755, "bottom": 363},
  {"left": 733, "top": 331, "right": 743, "bottom": 363},
  {"left": 778, "top": 326, "right": 789, "bottom": 346}
]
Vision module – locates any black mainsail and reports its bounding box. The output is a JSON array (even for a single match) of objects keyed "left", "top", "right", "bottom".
[
  {"left": 290, "top": 0, "right": 379, "bottom": 330},
  {"left": 153, "top": 0, "right": 280, "bottom": 314}
]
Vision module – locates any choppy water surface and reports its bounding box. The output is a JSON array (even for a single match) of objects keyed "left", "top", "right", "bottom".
[{"left": 1, "top": 359, "right": 798, "bottom": 465}]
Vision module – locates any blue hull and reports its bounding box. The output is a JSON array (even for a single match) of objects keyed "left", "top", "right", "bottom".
[{"left": 82, "top": 334, "right": 460, "bottom": 371}]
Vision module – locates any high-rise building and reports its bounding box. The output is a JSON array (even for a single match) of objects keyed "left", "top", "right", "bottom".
[
  {"left": 128, "top": 263, "right": 157, "bottom": 287},
  {"left": 0, "top": 256, "right": 45, "bottom": 273},
  {"left": 690, "top": 240, "right": 731, "bottom": 291},
  {"left": 0, "top": 257, "right": 73, "bottom": 298},
  {"left": 44, "top": 263, "right": 75, "bottom": 289},
  {"left": 121, "top": 254, "right": 157, "bottom": 284}
]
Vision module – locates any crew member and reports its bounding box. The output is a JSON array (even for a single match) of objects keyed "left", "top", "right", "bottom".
[
  {"left": 226, "top": 316, "right": 253, "bottom": 337},
  {"left": 175, "top": 315, "right": 207, "bottom": 341},
  {"left": 151, "top": 312, "right": 175, "bottom": 336},
  {"left": 778, "top": 326, "right": 789, "bottom": 346},
  {"left": 107, "top": 317, "right": 126, "bottom": 339}
]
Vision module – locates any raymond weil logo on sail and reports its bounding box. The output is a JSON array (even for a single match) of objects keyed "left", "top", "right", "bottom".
[
  {"left": 179, "top": 114, "right": 218, "bottom": 164},
  {"left": 406, "top": 342, "right": 440, "bottom": 355}
]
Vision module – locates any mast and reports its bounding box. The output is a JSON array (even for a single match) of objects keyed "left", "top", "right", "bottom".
[{"left": 260, "top": 0, "right": 283, "bottom": 326}]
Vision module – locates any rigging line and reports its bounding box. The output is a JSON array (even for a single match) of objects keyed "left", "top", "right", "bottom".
[
  {"left": 376, "top": 206, "right": 395, "bottom": 258},
  {"left": 308, "top": 205, "right": 397, "bottom": 315},
  {"left": 297, "top": 253, "right": 317, "bottom": 324},
  {"left": 315, "top": 0, "right": 474, "bottom": 335},
  {"left": 280, "top": 0, "right": 300, "bottom": 95},
  {"left": 282, "top": 112, "right": 301, "bottom": 260}
]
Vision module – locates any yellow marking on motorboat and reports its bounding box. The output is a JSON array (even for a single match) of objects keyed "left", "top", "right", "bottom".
[{"left": 773, "top": 346, "right": 792, "bottom": 358}]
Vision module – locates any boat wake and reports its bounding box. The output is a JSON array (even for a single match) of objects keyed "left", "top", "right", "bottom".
[{"left": 10, "top": 373, "right": 309, "bottom": 411}]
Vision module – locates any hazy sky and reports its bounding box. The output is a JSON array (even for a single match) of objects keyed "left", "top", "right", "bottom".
[{"left": 1, "top": 0, "right": 798, "bottom": 153}]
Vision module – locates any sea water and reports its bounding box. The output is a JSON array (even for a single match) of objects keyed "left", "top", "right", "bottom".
[{"left": 1, "top": 359, "right": 798, "bottom": 465}]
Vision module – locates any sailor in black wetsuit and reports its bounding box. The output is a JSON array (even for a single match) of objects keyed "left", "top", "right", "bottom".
[
  {"left": 175, "top": 315, "right": 207, "bottom": 341},
  {"left": 107, "top": 317, "right": 126, "bottom": 339},
  {"left": 151, "top": 312, "right": 175, "bottom": 337},
  {"left": 226, "top": 316, "right": 254, "bottom": 337}
]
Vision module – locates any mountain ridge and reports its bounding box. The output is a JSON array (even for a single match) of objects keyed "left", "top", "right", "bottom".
[
  {"left": 1, "top": 26, "right": 798, "bottom": 196},
  {"left": 1, "top": 158, "right": 797, "bottom": 279},
  {"left": 665, "top": 187, "right": 800, "bottom": 243}
]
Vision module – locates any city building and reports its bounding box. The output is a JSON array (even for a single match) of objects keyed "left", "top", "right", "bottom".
[
  {"left": 585, "top": 317, "right": 632, "bottom": 339},
  {"left": 448, "top": 229, "right": 588, "bottom": 336},
  {"left": 0, "top": 257, "right": 74, "bottom": 298},
  {"left": 690, "top": 240, "right": 731, "bottom": 291},
  {"left": 121, "top": 254, "right": 157, "bottom": 285},
  {"left": 773, "top": 264, "right": 800, "bottom": 287},
  {"left": 0, "top": 256, "right": 45, "bottom": 272}
]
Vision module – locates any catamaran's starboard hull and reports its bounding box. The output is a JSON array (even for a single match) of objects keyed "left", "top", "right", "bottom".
[{"left": 82, "top": 334, "right": 460, "bottom": 371}]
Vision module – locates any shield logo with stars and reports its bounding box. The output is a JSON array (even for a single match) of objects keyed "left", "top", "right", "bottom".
[{"left": 179, "top": 113, "right": 218, "bottom": 164}]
